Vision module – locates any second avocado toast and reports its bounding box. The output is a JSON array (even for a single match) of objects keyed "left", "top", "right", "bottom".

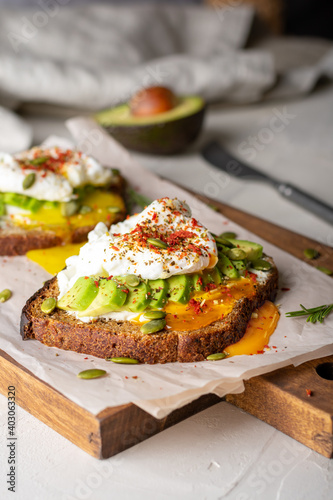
[{"left": 21, "top": 197, "right": 279, "bottom": 364}]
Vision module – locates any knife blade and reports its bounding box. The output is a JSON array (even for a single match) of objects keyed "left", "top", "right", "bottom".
[{"left": 202, "top": 141, "right": 333, "bottom": 226}]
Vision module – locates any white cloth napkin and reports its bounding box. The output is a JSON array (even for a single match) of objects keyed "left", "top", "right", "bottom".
[{"left": 0, "top": 4, "right": 274, "bottom": 109}]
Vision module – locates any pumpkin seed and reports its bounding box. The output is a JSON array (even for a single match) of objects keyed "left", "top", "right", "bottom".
[
  {"left": 252, "top": 259, "right": 272, "bottom": 271},
  {"left": 41, "top": 297, "right": 57, "bottom": 314},
  {"left": 125, "top": 274, "right": 140, "bottom": 287},
  {"left": 140, "top": 318, "right": 166, "bottom": 335},
  {"left": 22, "top": 173, "right": 36, "bottom": 190},
  {"left": 61, "top": 200, "right": 80, "bottom": 217},
  {"left": 227, "top": 248, "right": 247, "bottom": 260},
  {"left": 147, "top": 238, "right": 168, "bottom": 249},
  {"left": 316, "top": 266, "right": 333, "bottom": 276},
  {"left": 107, "top": 206, "right": 122, "bottom": 213},
  {"left": 206, "top": 352, "right": 227, "bottom": 361},
  {"left": 107, "top": 357, "right": 139, "bottom": 364},
  {"left": 220, "top": 231, "right": 237, "bottom": 239},
  {"left": 77, "top": 369, "right": 107, "bottom": 379},
  {"left": 144, "top": 310, "right": 166, "bottom": 320},
  {"left": 0, "top": 289, "right": 12, "bottom": 303},
  {"left": 303, "top": 248, "right": 319, "bottom": 260},
  {"left": 79, "top": 205, "right": 92, "bottom": 215},
  {"left": 30, "top": 156, "right": 49, "bottom": 165}
]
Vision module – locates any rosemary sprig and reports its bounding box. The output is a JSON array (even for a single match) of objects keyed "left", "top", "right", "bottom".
[{"left": 286, "top": 304, "right": 333, "bottom": 324}]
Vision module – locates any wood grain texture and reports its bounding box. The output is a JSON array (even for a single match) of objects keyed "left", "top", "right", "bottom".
[
  {"left": 226, "top": 355, "right": 333, "bottom": 458},
  {"left": 0, "top": 196, "right": 332, "bottom": 458}
]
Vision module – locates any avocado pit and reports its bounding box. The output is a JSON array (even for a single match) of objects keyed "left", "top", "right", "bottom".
[
  {"left": 130, "top": 86, "right": 177, "bottom": 117},
  {"left": 95, "top": 86, "right": 206, "bottom": 155}
]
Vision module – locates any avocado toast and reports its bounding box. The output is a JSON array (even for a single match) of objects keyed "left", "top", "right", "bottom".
[
  {"left": 0, "top": 145, "right": 126, "bottom": 255},
  {"left": 21, "top": 198, "right": 279, "bottom": 364}
]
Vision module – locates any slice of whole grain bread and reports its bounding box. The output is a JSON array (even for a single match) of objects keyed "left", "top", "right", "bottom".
[{"left": 21, "top": 257, "right": 278, "bottom": 364}]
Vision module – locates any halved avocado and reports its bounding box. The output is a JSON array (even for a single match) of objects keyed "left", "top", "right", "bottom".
[{"left": 95, "top": 96, "right": 206, "bottom": 155}]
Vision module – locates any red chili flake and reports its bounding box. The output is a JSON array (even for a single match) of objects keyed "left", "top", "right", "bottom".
[
  {"left": 306, "top": 389, "right": 313, "bottom": 397},
  {"left": 191, "top": 218, "right": 200, "bottom": 228},
  {"left": 256, "top": 327, "right": 263, "bottom": 330},
  {"left": 272, "top": 346, "right": 277, "bottom": 349},
  {"left": 84, "top": 276, "right": 89, "bottom": 279},
  {"left": 94, "top": 280, "right": 99, "bottom": 287},
  {"left": 173, "top": 314, "right": 178, "bottom": 319},
  {"left": 111, "top": 246, "right": 119, "bottom": 251},
  {"left": 125, "top": 376, "right": 128, "bottom": 379},
  {"left": 188, "top": 298, "right": 203, "bottom": 314},
  {"left": 257, "top": 350, "right": 265, "bottom": 354},
  {"left": 106, "top": 214, "right": 111, "bottom": 221},
  {"left": 122, "top": 289, "right": 129, "bottom": 293},
  {"left": 152, "top": 212, "right": 158, "bottom": 222},
  {"left": 84, "top": 357, "right": 88, "bottom": 360},
  {"left": 263, "top": 345, "right": 270, "bottom": 349},
  {"left": 166, "top": 230, "right": 196, "bottom": 246},
  {"left": 281, "top": 287, "right": 290, "bottom": 291},
  {"left": 204, "top": 283, "right": 217, "bottom": 292},
  {"left": 132, "top": 376, "right": 138, "bottom": 379}
]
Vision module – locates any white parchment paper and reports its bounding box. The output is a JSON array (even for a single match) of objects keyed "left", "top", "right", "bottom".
[{"left": 0, "top": 117, "right": 332, "bottom": 419}]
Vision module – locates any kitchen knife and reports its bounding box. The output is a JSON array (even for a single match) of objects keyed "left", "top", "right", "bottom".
[{"left": 202, "top": 141, "right": 333, "bottom": 226}]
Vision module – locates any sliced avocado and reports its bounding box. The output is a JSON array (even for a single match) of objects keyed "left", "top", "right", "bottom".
[
  {"left": 57, "top": 277, "right": 99, "bottom": 312},
  {"left": 217, "top": 253, "right": 239, "bottom": 279},
  {"left": 209, "top": 266, "right": 224, "bottom": 285},
  {"left": 77, "top": 278, "right": 128, "bottom": 317},
  {"left": 168, "top": 275, "right": 191, "bottom": 304},
  {"left": 192, "top": 273, "right": 204, "bottom": 292},
  {"left": 94, "top": 96, "right": 206, "bottom": 155},
  {"left": 3, "top": 192, "right": 43, "bottom": 213},
  {"left": 149, "top": 279, "right": 169, "bottom": 309},
  {"left": 202, "top": 270, "right": 215, "bottom": 286},
  {"left": 0, "top": 201, "right": 5, "bottom": 216},
  {"left": 126, "top": 281, "right": 151, "bottom": 313},
  {"left": 226, "top": 239, "right": 263, "bottom": 262},
  {"left": 233, "top": 260, "right": 247, "bottom": 272},
  {"left": 215, "top": 243, "right": 231, "bottom": 255}
]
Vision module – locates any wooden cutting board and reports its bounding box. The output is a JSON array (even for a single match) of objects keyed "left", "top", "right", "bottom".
[{"left": 0, "top": 195, "right": 332, "bottom": 459}]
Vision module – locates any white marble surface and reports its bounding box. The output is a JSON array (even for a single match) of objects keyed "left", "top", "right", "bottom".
[{"left": 1, "top": 83, "right": 333, "bottom": 499}]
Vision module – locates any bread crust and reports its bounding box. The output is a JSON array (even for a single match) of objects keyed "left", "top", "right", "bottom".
[
  {"left": 0, "top": 176, "right": 126, "bottom": 256},
  {"left": 21, "top": 258, "right": 279, "bottom": 364}
]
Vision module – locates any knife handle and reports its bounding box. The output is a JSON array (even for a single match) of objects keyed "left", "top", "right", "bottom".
[{"left": 276, "top": 183, "right": 333, "bottom": 225}]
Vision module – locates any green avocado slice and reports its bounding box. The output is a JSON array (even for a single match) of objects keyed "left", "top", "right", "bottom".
[
  {"left": 168, "top": 275, "right": 191, "bottom": 304},
  {"left": 149, "top": 279, "right": 169, "bottom": 309},
  {"left": 226, "top": 239, "right": 263, "bottom": 262},
  {"left": 3, "top": 192, "right": 43, "bottom": 213},
  {"left": 217, "top": 253, "right": 239, "bottom": 279},
  {"left": 77, "top": 279, "right": 128, "bottom": 317},
  {"left": 126, "top": 281, "right": 151, "bottom": 313},
  {"left": 57, "top": 277, "right": 99, "bottom": 312},
  {"left": 192, "top": 273, "right": 204, "bottom": 292}
]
